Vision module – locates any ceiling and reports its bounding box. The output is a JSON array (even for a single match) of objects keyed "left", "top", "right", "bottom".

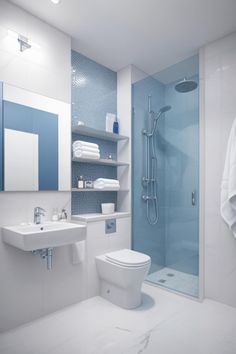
[{"left": 9, "top": 0, "right": 236, "bottom": 74}]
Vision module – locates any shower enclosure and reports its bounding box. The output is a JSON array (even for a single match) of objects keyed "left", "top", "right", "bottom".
[{"left": 132, "top": 55, "right": 199, "bottom": 297}]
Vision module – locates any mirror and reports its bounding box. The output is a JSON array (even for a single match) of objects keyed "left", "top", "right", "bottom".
[{"left": 0, "top": 82, "right": 71, "bottom": 191}]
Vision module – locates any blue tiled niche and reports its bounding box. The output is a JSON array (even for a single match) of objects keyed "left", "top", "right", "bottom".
[{"left": 71, "top": 50, "right": 118, "bottom": 214}]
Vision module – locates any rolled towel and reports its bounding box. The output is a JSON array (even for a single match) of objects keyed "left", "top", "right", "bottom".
[
  {"left": 94, "top": 178, "right": 119, "bottom": 185},
  {"left": 73, "top": 150, "right": 100, "bottom": 159},
  {"left": 73, "top": 146, "right": 100, "bottom": 153},
  {"left": 73, "top": 140, "right": 99, "bottom": 150}
]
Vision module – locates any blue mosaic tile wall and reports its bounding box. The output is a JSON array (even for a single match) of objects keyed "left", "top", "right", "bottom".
[
  {"left": 71, "top": 50, "right": 118, "bottom": 214},
  {"left": 72, "top": 191, "right": 117, "bottom": 215},
  {"left": 71, "top": 50, "right": 117, "bottom": 130}
]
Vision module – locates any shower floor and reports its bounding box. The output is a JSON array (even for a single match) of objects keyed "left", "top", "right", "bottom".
[{"left": 146, "top": 267, "right": 199, "bottom": 297}]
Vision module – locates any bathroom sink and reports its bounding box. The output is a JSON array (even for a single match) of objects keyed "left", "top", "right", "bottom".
[{"left": 2, "top": 222, "right": 86, "bottom": 251}]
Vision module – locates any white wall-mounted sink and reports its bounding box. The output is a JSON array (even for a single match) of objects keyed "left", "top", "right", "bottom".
[{"left": 2, "top": 222, "right": 86, "bottom": 251}]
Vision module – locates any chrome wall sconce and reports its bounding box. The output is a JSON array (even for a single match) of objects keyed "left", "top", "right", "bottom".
[{"left": 17, "top": 34, "right": 31, "bottom": 52}]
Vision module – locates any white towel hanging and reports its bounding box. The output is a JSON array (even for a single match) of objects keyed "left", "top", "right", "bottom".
[{"left": 221, "top": 117, "right": 236, "bottom": 238}]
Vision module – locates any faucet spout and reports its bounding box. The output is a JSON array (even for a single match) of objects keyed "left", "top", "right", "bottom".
[{"left": 34, "top": 207, "right": 46, "bottom": 224}]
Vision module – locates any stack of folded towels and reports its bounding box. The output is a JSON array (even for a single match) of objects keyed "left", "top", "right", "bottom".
[
  {"left": 73, "top": 140, "right": 100, "bottom": 160},
  {"left": 93, "top": 178, "right": 120, "bottom": 190}
]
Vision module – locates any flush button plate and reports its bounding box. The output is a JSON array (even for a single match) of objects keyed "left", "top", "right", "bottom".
[{"left": 105, "top": 219, "right": 116, "bottom": 234}]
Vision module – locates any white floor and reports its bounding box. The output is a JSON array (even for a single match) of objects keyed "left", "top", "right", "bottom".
[
  {"left": 147, "top": 267, "right": 199, "bottom": 297},
  {"left": 0, "top": 283, "right": 236, "bottom": 354}
]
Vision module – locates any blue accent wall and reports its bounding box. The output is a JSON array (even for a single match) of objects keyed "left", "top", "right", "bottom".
[
  {"left": 164, "top": 74, "right": 199, "bottom": 275},
  {"left": 0, "top": 82, "right": 3, "bottom": 191},
  {"left": 3, "top": 101, "right": 58, "bottom": 190},
  {"left": 71, "top": 50, "right": 117, "bottom": 130},
  {"left": 71, "top": 50, "right": 118, "bottom": 214},
  {"left": 132, "top": 76, "right": 166, "bottom": 271},
  {"left": 132, "top": 56, "right": 199, "bottom": 282}
]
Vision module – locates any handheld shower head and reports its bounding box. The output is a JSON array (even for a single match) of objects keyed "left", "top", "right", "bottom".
[
  {"left": 159, "top": 105, "right": 172, "bottom": 114},
  {"left": 154, "top": 105, "right": 172, "bottom": 120}
]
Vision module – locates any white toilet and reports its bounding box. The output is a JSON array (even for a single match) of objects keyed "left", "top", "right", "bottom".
[{"left": 96, "top": 249, "right": 151, "bottom": 309}]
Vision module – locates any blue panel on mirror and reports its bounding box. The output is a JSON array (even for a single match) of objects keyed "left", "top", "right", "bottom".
[
  {"left": 33, "top": 109, "right": 58, "bottom": 190},
  {"left": 3, "top": 101, "right": 58, "bottom": 190},
  {"left": 0, "top": 82, "right": 3, "bottom": 191}
]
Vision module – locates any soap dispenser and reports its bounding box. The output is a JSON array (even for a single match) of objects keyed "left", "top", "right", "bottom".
[{"left": 113, "top": 116, "right": 119, "bottom": 134}]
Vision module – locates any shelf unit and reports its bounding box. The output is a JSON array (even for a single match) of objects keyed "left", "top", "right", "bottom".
[
  {"left": 72, "top": 125, "right": 129, "bottom": 142},
  {"left": 71, "top": 125, "right": 130, "bottom": 215},
  {"left": 72, "top": 157, "right": 129, "bottom": 167}
]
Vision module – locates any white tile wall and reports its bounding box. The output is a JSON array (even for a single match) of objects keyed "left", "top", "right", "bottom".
[
  {"left": 0, "top": 0, "right": 73, "bottom": 332},
  {"left": 0, "top": 0, "right": 71, "bottom": 103},
  {"left": 86, "top": 217, "right": 131, "bottom": 298},
  {"left": 202, "top": 31, "right": 236, "bottom": 307},
  {"left": 117, "top": 66, "right": 132, "bottom": 213}
]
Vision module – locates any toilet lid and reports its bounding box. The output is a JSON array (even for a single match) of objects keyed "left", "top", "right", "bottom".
[{"left": 105, "top": 249, "right": 150, "bottom": 267}]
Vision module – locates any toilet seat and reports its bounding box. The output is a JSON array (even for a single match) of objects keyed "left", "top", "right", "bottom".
[{"left": 105, "top": 249, "right": 150, "bottom": 268}]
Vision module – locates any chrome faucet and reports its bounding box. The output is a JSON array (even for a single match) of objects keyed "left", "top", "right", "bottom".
[{"left": 34, "top": 207, "right": 46, "bottom": 224}]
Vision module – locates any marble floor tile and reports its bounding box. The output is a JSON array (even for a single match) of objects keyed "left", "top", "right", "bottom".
[{"left": 0, "top": 283, "right": 235, "bottom": 354}]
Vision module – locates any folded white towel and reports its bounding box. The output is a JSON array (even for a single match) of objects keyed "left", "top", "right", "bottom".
[
  {"left": 73, "top": 150, "right": 100, "bottom": 159},
  {"left": 73, "top": 146, "right": 100, "bottom": 153},
  {"left": 221, "top": 117, "right": 236, "bottom": 238},
  {"left": 73, "top": 140, "right": 99, "bottom": 150},
  {"left": 94, "top": 178, "right": 119, "bottom": 185}
]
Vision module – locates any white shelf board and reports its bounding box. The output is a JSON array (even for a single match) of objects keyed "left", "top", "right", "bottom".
[
  {"left": 72, "top": 125, "right": 129, "bottom": 142},
  {"left": 71, "top": 188, "right": 129, "bottom": 192},
  {"left": 72, "top": 157, "right": 129, "bottom": 167},
  {"left": 72, "top": 212, "right": 131, "bottom": 222}
]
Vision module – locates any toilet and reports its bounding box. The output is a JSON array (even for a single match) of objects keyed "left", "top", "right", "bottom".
[{"left": 96, "top": 249, "right": 151, "bottom": 309}]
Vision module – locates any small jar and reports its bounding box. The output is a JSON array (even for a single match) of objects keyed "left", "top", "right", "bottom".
[{"left": 85, "top": 180, "right": 93, "bottom": 189}]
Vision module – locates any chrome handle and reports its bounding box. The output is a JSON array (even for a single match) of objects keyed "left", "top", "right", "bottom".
[{"left": 191, "top": 191, "right": 196, "bottom": 206}]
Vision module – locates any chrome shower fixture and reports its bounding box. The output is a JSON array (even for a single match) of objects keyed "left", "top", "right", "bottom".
[
  {"left": 142, "top": 96, "right": 171, "bottom": 225},
  {"left": 175, "top": 78, "right": 198, "bottom": 93}
]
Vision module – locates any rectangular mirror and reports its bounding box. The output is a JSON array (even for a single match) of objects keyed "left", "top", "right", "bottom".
[{"left": 0, "top": 82, "right": 71, "bottom": 191}]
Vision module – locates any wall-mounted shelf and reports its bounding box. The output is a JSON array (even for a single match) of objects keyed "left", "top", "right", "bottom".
[
  {"left": 72, "top": 157, "right": 129, "bottom": 167},
  {"left": 71, "top": 188, "right": 129, "bottom": 192},
  {"left": 72, "top": 125, "right": 129, "bottom": 142},
  {"left": 72, "top": 212, "right": 131, "bottom": 222}
]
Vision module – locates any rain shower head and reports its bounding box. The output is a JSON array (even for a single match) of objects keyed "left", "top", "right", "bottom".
[{"left": 175, "top": 78, "right": 198, "bottom": 93}]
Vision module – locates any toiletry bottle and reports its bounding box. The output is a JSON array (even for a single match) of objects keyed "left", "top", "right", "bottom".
[
  {"left": 60, "top": 208, "right": 67, "bottom": 221},
  {"left": 78, "top": 176, "right": 84, "bottom": 189},
  {"left": 113, "top": 116, "right": 119, "bottom": 134},
  {"left": 52, "top": 208, "right": 59, "bottom": 221}
]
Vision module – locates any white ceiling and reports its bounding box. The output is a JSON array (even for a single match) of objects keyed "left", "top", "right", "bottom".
[{"left": 9, "top": 0, "right": 236, "bottom": 74}]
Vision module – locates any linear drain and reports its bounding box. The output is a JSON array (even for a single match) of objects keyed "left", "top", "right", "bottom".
[
  {"left": 167, "top": 273, "right": 175, "bottom": 277},
  {"left": 158, "top": 279, "right": 167, "bottom": 283}
]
